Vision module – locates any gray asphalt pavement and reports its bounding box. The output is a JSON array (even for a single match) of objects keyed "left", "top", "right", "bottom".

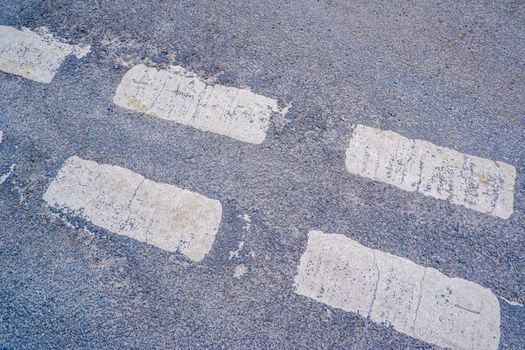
[{"left": 1, "top": 1, "right": 524, "bottom": 349}]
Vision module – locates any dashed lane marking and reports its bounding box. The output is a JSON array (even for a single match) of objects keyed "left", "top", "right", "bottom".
[
  {"left": 294, "top": 230, "right": 500, "bottom": 350},
  {"left": 114, "top": 64, "right": 286, "bottom": 144},
  {"left": 0, "top": 26, "right": 90, "bottom": 83},
  {"left": 43, "top": 156, "right": 222, "bottom": 262},
  {"left": 345, "top": 125, "right": 516, "bottom": 219}
]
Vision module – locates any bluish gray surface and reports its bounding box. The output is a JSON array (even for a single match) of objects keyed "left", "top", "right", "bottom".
[{"left": 1, "top": 0, "right": 524, "bottom": 349}]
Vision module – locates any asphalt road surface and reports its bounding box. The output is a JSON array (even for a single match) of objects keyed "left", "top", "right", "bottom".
[{"left": 1, "top": 1, "right": 524, "bottom": 349}]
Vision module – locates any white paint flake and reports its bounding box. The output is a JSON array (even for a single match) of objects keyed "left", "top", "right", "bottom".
[
  {"left": 241, "top": 213, "right": 252, "bottom": 230},
  {"left": 228, "top": 241, "right": 245, "bottom": 260},
  {"left": 345, "top": 125, "right": 516, "bottom": 219},
  {"left": 294, "top": 230, "right": 500, "bottom": 350},
  {"left": 0, "top": 26, "right": 90, "bottom": 83},
  {"left": 43, "top": 156, "right": 222, "bottom": 262},
  {"left": 498, "top": 296, "right": 523, "bottom": 307},
  {"left": 0, "top": 164, "right": 16, "bottom": 185},
  {"left": 114, "top": 64, "right": 285, "bottom": 144},
  {"left": 233, "top": 264, "right": 248, "bottom": 278}
]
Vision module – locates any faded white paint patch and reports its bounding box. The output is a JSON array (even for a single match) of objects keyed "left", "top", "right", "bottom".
[
  {"left": 43, "top": 156, "right": 222, "bottom": 262},
  {"left": 48, "top": 211, "right": 96, "bottom": 238},
  {"left": 345, "top": 125, "right": 516, "bottom": 219},
  {"left": 240, "top": 213, "right": 252, "bottom": 230},
  {"left": 0, "top": 164, "right": 16, "bottom": 185},
  {"left": 228, "top": 240, "right": 245, "bottom": 260},
  {"left": 114, "top": 64, "right": 285, "bottom": 144},
  {"left": 0, "top": 26, "right": 90, "bottom": 83},
  {"left": 233, "top": 264, "right": 248, "bottom": 278},
  {"left": 294, "top": 230, "right": 500, "bottom": 350}
]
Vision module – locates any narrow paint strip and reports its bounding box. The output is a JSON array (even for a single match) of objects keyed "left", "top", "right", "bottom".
[
  {"left": 0, "top": 26, "right": 90, "bottom": 83},
  {"left": 345, "top": 125, "right": 516, "bottom": 219},
  {"left": 114, "top": 64, "right": 284, "bottom": 144},
  {"left": 43, "top": 156, "right": 222, "bottom": 262},
  {"left": 294, "top": 230, "right": 500, "bottom": 350},
  {"left": 0, "top": 164, "right": 16, "bottom": 185},
  {"left": 499, "top": 296, "right": 524, "bottom": 307}
]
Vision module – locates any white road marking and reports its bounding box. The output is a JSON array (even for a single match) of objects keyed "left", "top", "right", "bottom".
[
  {"left": 43, "top": 156, "right": 222, "bottom": 262},
  {"left": 233, "top": 264, "right": 248, "bottom": 278},
  {"left": 0, "top": 26, "right": 90, "bottom": 83},
  {"left": 1, "top": 131, "right": 15, "bottom": 185},
  {"left": 345, "top": 125, "right": 516, "bottom": 219},
  {"left": 295, "top": 230, "right": 500, "bottom": 350},
  {"left": 0, "top": 164, "right": 16, "bottom": 185},
  {"left": 114, "top": 64, "right": 285, "bottom": 144}
]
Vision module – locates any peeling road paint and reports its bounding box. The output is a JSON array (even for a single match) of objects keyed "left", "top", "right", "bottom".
[
  {"left": 1, "top": 1, "right": 523, "bottom": 348},
  {"left": 114, "top": 64, "right": 285, "bottom": 144},
  {"left": 43, "top": 156, "right": 222, "bottom": 262},
  {"left": 0, "top": 26, "right": 90, "bottom": 83},
  {"left": 345, "top": 125, "right": 516, "bottom": 219},
  {"left": 294, "top": 230, "right": 500, "bottom": 350},
  {"left": 0, "top": 164, "right": 16, "bottom": 185}
]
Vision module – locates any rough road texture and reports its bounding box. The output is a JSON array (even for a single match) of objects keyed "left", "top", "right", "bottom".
[{"left": 1, "top": 1, "right": 524, "bottom": 349}]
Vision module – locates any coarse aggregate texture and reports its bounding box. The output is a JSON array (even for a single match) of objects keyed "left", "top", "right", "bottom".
[{"left": 1, "top": 0, "right": 524, "bottom": 349}]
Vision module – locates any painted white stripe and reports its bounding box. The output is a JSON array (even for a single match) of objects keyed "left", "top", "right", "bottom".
[
  {"left": 114, "top": 64, "right": 284, "bottom": 144},
  {"left": 345, "top": 125, "right": 516, "bottom": 219},
  {"left": 43, "top": 156, "right": 222, "bottom": 262},
  {"left": 0, "top": 164, "right": 16, "bottom": 185},
  {"left": 0, "top": 26, "right": 90, "bottom": 83},
  {"left": 295, "top": 230, "right": 500, "bottom": 350}
]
